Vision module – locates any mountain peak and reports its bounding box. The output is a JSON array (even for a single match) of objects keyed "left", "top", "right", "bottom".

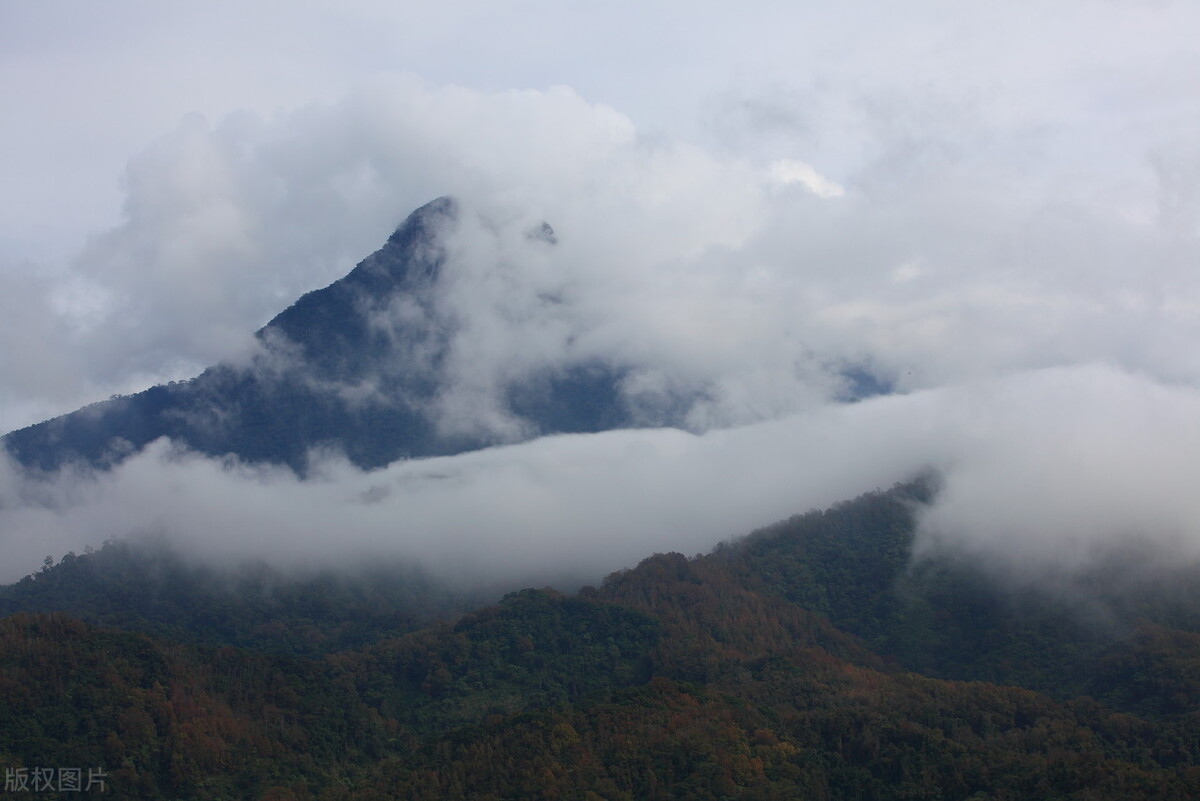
[
  {"left": 1, "top": 196, "right": 637, "bottom": 475},
  {"left": 349, "top": 195, "right": 460, "bottom": 291},
  {"left": 259, "top": 196, "right": 460, "bottom": 367}
]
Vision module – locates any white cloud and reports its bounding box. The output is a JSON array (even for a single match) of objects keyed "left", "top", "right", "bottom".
[
  {"left": 914, "top": 365, "right": 1200, "bottom": 577},
  {"left": 4, "top": 2, "right": 1200, "bottom": 588},
  {"left": 3, "top": 365, "right": 1198, "bottom": 591},
  {"left": 768, "top": 159, "right": 845, "bottom": 198}
]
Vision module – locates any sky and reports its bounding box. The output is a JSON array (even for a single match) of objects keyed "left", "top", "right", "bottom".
[{"left": 2, "top": 1, "right": 1200, "bottom": 586}]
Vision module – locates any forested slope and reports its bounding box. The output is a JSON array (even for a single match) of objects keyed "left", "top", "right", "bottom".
[{"left": 4, "top": 480, "right": 1200, "bottom": 799}]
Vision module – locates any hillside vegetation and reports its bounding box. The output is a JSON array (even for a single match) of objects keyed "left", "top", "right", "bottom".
[{"left": 4, "top": 479, "right": 1200, "bottom": 799}]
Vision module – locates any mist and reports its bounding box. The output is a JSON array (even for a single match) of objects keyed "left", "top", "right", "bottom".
[{"left": 1, "top": 363, "right": 1196, "bottom": 591}]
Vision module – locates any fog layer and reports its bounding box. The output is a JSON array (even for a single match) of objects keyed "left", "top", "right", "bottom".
[{"left": 3, "top": 364, "right": 1196, "bottom": 588}]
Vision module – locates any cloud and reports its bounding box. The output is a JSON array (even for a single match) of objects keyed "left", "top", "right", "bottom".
[
  {"left": 4, "top": 3, "right": 1200, "bottom": 590},
  {"left": 3, "top": 375, "right": 919, "bottom": 587},
  {"left": 0, "top": 78, "right": 769, "bottom": 432},
  {"left": 3, "top": 364, "right": 1199, "bottom": 592},
  {"left": 5, "top": 2, "right": 1200, "bottom": 434},
  {"left": 768, "top": 159, "right": 845, "bottom": 198},
  {"left": 913, "top": 365, "right": 1200, "bottom": 580}
]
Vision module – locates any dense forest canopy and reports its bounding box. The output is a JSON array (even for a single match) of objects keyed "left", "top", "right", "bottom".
[{"left": 5, "top": 479, "right": 1200, "bottom": 799}]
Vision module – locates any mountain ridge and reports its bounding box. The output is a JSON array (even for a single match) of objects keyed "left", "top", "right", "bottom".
[
  {"left": 5, "top": 480, "right": 1200, "bottom": 798},
  {"left": 1, "top": 197, "right": 638, "bottom": 475}
]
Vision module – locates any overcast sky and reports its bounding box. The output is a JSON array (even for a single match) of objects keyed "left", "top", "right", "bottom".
[{"left": 2, "top": 1, "right": 1200, "bottom": 586}]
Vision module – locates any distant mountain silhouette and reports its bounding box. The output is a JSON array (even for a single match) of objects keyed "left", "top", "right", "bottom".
[{"left": 2, "top": 197, "right": 637, "bottom": 474}]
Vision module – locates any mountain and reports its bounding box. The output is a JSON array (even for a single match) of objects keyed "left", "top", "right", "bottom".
[
  {"left": 5, "top": 481, "right": 1200, "bottom": 799},
  {"left": 1, "top": 197, "right": 638, "bottom": 475},
  {"left": 1, "top": 195, "right": 892, "bottom": 476},
  {"left": 0, "top": 536, "right": 490, "bottom": 658},
  {"left": 4, "top": 196, "right": 1198, "bottom": 797}
]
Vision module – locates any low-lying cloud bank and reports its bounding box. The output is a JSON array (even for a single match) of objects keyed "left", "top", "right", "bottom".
[{"left": 3, "top": 363, "right": 1197, "bottom": 589}]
